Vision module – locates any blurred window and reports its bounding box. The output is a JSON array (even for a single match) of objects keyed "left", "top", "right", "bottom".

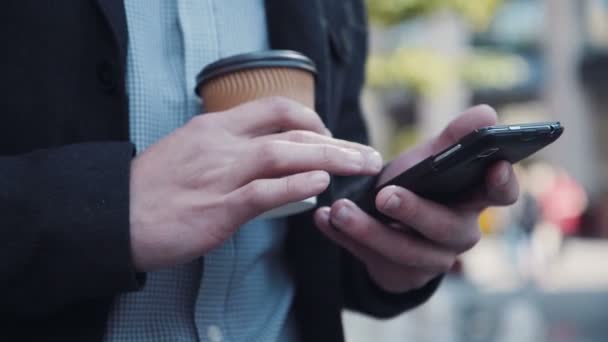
[{"left": 585, "top": 0, "right": 608, "bottom": 50}]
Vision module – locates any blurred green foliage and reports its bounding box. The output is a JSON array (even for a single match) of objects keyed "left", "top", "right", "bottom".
[
  {"left": 367, "top": 48, "right": 530, "bottom": 95},
  {"left": 365, "top": 0, "right": 520, "bottom": 155},
  {"left": 389, "top": 126, "right": 420, "bottom": 159},
  {"left": 365, "top": 0, "right": 524, "bottom": 94},
  {"left": 461, "top": 49, "right": 530, "bottom": 90},
  {"left": 367, "top": 48, "right": 455, "bottom": 94},
  {"left": 367, "top": 0, "right": 502, "bottom": 30}
]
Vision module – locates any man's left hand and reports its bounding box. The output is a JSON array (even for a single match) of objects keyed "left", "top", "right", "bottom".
[{"left": 314, "top": 105, "right": 519, "bottom": 293}]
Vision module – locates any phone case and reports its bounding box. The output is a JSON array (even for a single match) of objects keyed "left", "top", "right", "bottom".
[{"left": 355, "top": 122, "right": 564, "bottom": 223}]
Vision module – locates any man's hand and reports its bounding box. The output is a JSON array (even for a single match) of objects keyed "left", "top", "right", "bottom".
[
  {"left": 314, "top": 105, "right": 519, "bottom": 293},
  {"left": 129, "top": 97, "right": 383, "bottom": 272}
]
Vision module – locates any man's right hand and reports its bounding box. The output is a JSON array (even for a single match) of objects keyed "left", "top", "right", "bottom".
[{"left": 129, "top": 97, "right": 382, "bottom": 271}]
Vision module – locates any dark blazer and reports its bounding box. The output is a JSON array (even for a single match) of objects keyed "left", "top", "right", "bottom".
[{"left": 0, "top": 0, "right": 439, "bottom": 340}]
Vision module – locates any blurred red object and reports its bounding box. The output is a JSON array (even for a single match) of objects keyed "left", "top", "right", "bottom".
[{"left": 538, "top": 171, "right": 587, "bottom": 235}]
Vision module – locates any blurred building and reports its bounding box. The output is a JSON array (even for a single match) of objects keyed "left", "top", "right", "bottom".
[{"left": 363, "top": 0, "right": 605, "bottom": 192}]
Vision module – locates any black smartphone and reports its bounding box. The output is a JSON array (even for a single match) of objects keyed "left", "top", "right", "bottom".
[{"left": 354, "top": 121, "right": 564, "bottom": 223}]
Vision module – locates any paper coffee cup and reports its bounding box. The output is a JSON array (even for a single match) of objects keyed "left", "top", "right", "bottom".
[{"left": 196, "top": 50, "right": 318, "bottom": 218}]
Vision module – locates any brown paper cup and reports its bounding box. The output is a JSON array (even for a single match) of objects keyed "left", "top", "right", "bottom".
[{"left": 196, "top": 51, "right": 318, "bottom": 218}]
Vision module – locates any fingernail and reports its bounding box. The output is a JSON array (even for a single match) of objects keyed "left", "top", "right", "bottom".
[
  {"left": 383, "top": 194, "right": 401, "bottom": 211},
  {"left": 366, "top": 151, "right": 383, "bottom": 173},
  {"left": 311, "top": 171, "right": 330, "bottom": 188},
  {"left": 343, "top": 149, "right": 365, "bottom": 170},
  {"left": 496, "top": 166, "right": 510, "bottom": 187},
  {"left": 332, "top": 205, "right": 351, "bottom": 227}
]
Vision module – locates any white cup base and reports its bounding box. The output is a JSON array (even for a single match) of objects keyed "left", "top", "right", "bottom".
[{"left": 258, "top": 196, "right": 317, "bottom": 219}]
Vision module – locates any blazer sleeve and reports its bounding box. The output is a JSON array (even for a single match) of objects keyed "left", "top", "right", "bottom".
[
  {"left": 0, "top": 142, "right": 144, "bottom": 317},
  {"left": 329, "top": 0, "right": 441, "bottom": 318}
]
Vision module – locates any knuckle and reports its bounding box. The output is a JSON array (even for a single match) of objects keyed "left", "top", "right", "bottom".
[
  {"left": 276, "top": 112, "right": 298, "bottom": 131},
  {"left": 202, "top": 197, "right": 237, "bottom": 237},
  {"left": 460, "top": 226, "right": 482, "bottom": 251},
  {"left": 242, "top": 181, "right": 267, "bottom": 206},
  {"left": 287, "top": 130, "right": 313, "bottom": 143},
  {"left": 264, "top": 96, "right": 297, "bottom": 118},
  {"left": 319, "top": 145, "right": 333, "bottom": 166},
  {"left": 263, "top": 96, "right": 295, "bottom": 110},
  {"left": 257, "top": 141, "right": 284, "bottom": 169},
  {"left": 262, "top": 96, "right": 322, "bottom": 130},
  {"left": 258, "top": 141, "right": 277, "bottom": 157},
  {"left": 189, "top": 114, "right": 212, "bottom": 130},
  {"left": 184, "top": 133, "right": 208, "bottom": 156},
  {"left": 283, "top": 176, "right": 300, "bottom": 198},
  {"left": 350, "top": 222, "right": 373, "bottom": 241}
]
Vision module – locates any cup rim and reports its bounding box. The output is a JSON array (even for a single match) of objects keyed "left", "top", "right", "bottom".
[{"left": 195, "top": 50, "right": 317, "bottom": 95}]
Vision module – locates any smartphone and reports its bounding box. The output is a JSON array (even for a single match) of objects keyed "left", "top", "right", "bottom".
[{"left": 354, "top": 121, "right": 564, "bottom": 223}]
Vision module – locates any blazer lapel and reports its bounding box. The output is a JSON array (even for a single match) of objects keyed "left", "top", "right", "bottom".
[
  {"left": 93, "top": 0, "right": 129, "bottom": 62},
  {"left": 264, "top": 0, "right": 330, "bottom": 123}
]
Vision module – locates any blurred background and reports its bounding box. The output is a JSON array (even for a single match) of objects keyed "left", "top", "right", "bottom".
[{"left": 343, "top": 0, "right": 608, "bottom": 341}]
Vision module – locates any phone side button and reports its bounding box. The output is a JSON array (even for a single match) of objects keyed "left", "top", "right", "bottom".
[
  {"left": 434, "top": 144, "right": 463, "bottom": 163},
  {"left": 521, "top": 135, "right": 538, "bottom": 142},
  {"left": 476, "top": 147, "right": 500, "bottom": 158}
]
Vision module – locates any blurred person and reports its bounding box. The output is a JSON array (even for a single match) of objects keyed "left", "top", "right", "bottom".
[
  {"left": 503, "top": 190, "right": 540, "bottom": 283},
  {"left": 0, "top": 1, "right": 519, "bottom": 341},
  {"left": 536, "top": 167, "right": 587, "bottom": 236},
  {"left": 504, "top": 164, "right": 540, "bottom": 250}
]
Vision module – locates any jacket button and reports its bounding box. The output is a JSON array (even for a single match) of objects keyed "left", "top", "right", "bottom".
[
  {"left": 97, "top": 60, "right": 117, "bottom": 92},
  {"left": 207, "top": 325, "right": 223, "bottom": 342}
]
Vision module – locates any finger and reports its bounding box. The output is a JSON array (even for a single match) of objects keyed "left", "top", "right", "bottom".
[
  {"left": 254, "top": 130, "right": 383, "bottom": 174},
  {"left": 211, "top": 97, "right": 328, "bottom": 137},
  {"left": 315, "top": 207, "right": 441, "bottom": 292},
  {"left": 378, "top": 105, "right": 498, "bottom": 183},
  {"left": 485, "top": 161, "right": 520, "bottom": 205},
  {"left": 255, "top": 130, "right": 378, "bottom": 158},
  {"left": 315, "top": 207, "right": 376, "bottom": 263},
  {"left": 240, "top": 140, "right": 382, "bottom": 181},
  {"left": 226, "top": 170, "right": 331, "bottom": 223},
  {"left": 375, "top": 187, "right": 481, "bottom": 252},
  {"left": 324, "top": 200, "right": 457, "bottom": 271},
  {"left": 431, "top": 104, "right": 498, "bottom": 153},
  {"left": 454, "top": 161, "right": 520, "bottom": 212}
]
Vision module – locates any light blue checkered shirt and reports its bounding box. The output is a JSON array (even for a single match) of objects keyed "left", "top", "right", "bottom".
[{"left": 105, "top": 1, "right": 297, "bottom": 341}]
